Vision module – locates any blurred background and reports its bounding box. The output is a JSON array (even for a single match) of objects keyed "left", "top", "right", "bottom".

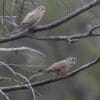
[{"left": 0, "top": 0, "right": 100, "bottom": 100}]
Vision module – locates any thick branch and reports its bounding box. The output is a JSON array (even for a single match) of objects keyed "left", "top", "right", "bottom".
[
  {"left": 2, "top": 56, "right": 100, "bottom": 92},
  {"left": 0, "top": 31, "right": 26, "bottom": 43}
]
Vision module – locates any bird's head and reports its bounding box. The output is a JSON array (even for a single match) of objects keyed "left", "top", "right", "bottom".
[
  {"left": 66, "top": 57, "right": 76, "bottom": 65},
  {"left": 36, "top": 6, "right": 46, "bottom": 13}
]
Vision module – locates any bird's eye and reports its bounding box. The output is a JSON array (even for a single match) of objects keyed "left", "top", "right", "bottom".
[
  {"left": 39, "top": 7, "right": 45, "bottom": 11},
  {"left": 71, "top": 58, "right": 74, "bottom": 62},
  {"left": 70, "top": 57, "right": 76, "bottom": 64}
]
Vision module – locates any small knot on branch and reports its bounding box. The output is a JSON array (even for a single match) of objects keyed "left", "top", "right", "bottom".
[{"left": 67, "top": 37, "right": 79, "bottom": 44}]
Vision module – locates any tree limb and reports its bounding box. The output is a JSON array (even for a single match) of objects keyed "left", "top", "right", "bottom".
[{"left": 26, "top": 24, "right": 100, "bottom": 41}]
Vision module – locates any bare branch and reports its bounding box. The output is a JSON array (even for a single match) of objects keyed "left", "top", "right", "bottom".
[
  {"left": 5, "top": 63, "right": 42, "bottom": 67},
  {"left": 0, "top": 46, "right": 45, "bottom": 57},
  {"left": 1, "top": 56, "right": 100, "bottom": 92},
  {"left": 0, "top": 77, "right": 10, "bottom": 81},
  {"left": 0, "top": 90, "right": 10, "bottom": 100},
  {"left": 88, "top": 24, "right": 100, "bottom": 34},
  {"left": 0, "top": 31, "right": 26, "bottom": 43},
  {"left": 27, "top": 24, "right": 100, "bottom": 41}
]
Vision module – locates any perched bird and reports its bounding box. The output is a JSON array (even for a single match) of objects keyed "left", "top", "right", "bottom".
[
  {"left": 10, "top": 5, "right": 45, "bottom": 35},
  {"left": 19, "top": 5, "right": 46, "bottom": 29},
  {"left": 39, "top": 57, "right": 76, "bottom": 76},
  {"left": 23, "top": 57, "right": 76, "bottom": 84}
]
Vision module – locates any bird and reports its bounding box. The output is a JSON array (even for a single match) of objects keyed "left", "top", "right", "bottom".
[
  {"left": 19, "top": 5, "right": 46, "bottom": 30},
  {"left": 22, "top": 57, "right": 76, "bottom": 84},
  {"left": 39, "top": 57, "right": 76, "bottom": 76},
  {"left": 10, "top": 5, "right": 45, "bottom": 35}
]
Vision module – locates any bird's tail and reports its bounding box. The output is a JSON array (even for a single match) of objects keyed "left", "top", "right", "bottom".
[{"left": 38, "top": 68, "right": 52, "bottom": 73}]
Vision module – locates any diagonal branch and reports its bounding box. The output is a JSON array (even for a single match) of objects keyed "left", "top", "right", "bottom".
[
  {"left": 1, "top": 56, "right": 100, "bottom": 92},
  {"left": 0, "top": 90, "right": 10, "bottom": 100}
]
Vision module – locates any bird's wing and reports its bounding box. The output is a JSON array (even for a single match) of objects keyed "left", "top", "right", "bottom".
[{"left": 48, "top": 60, "right": 66, "bottom": 71}]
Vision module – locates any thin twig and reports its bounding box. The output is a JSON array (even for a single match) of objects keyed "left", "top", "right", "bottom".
[
  {"left": 0, "top": 77, "right": 10, "bottom": 81},
  {"left": 0, "top": 90, "right": 10, "bottom": 100}
]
